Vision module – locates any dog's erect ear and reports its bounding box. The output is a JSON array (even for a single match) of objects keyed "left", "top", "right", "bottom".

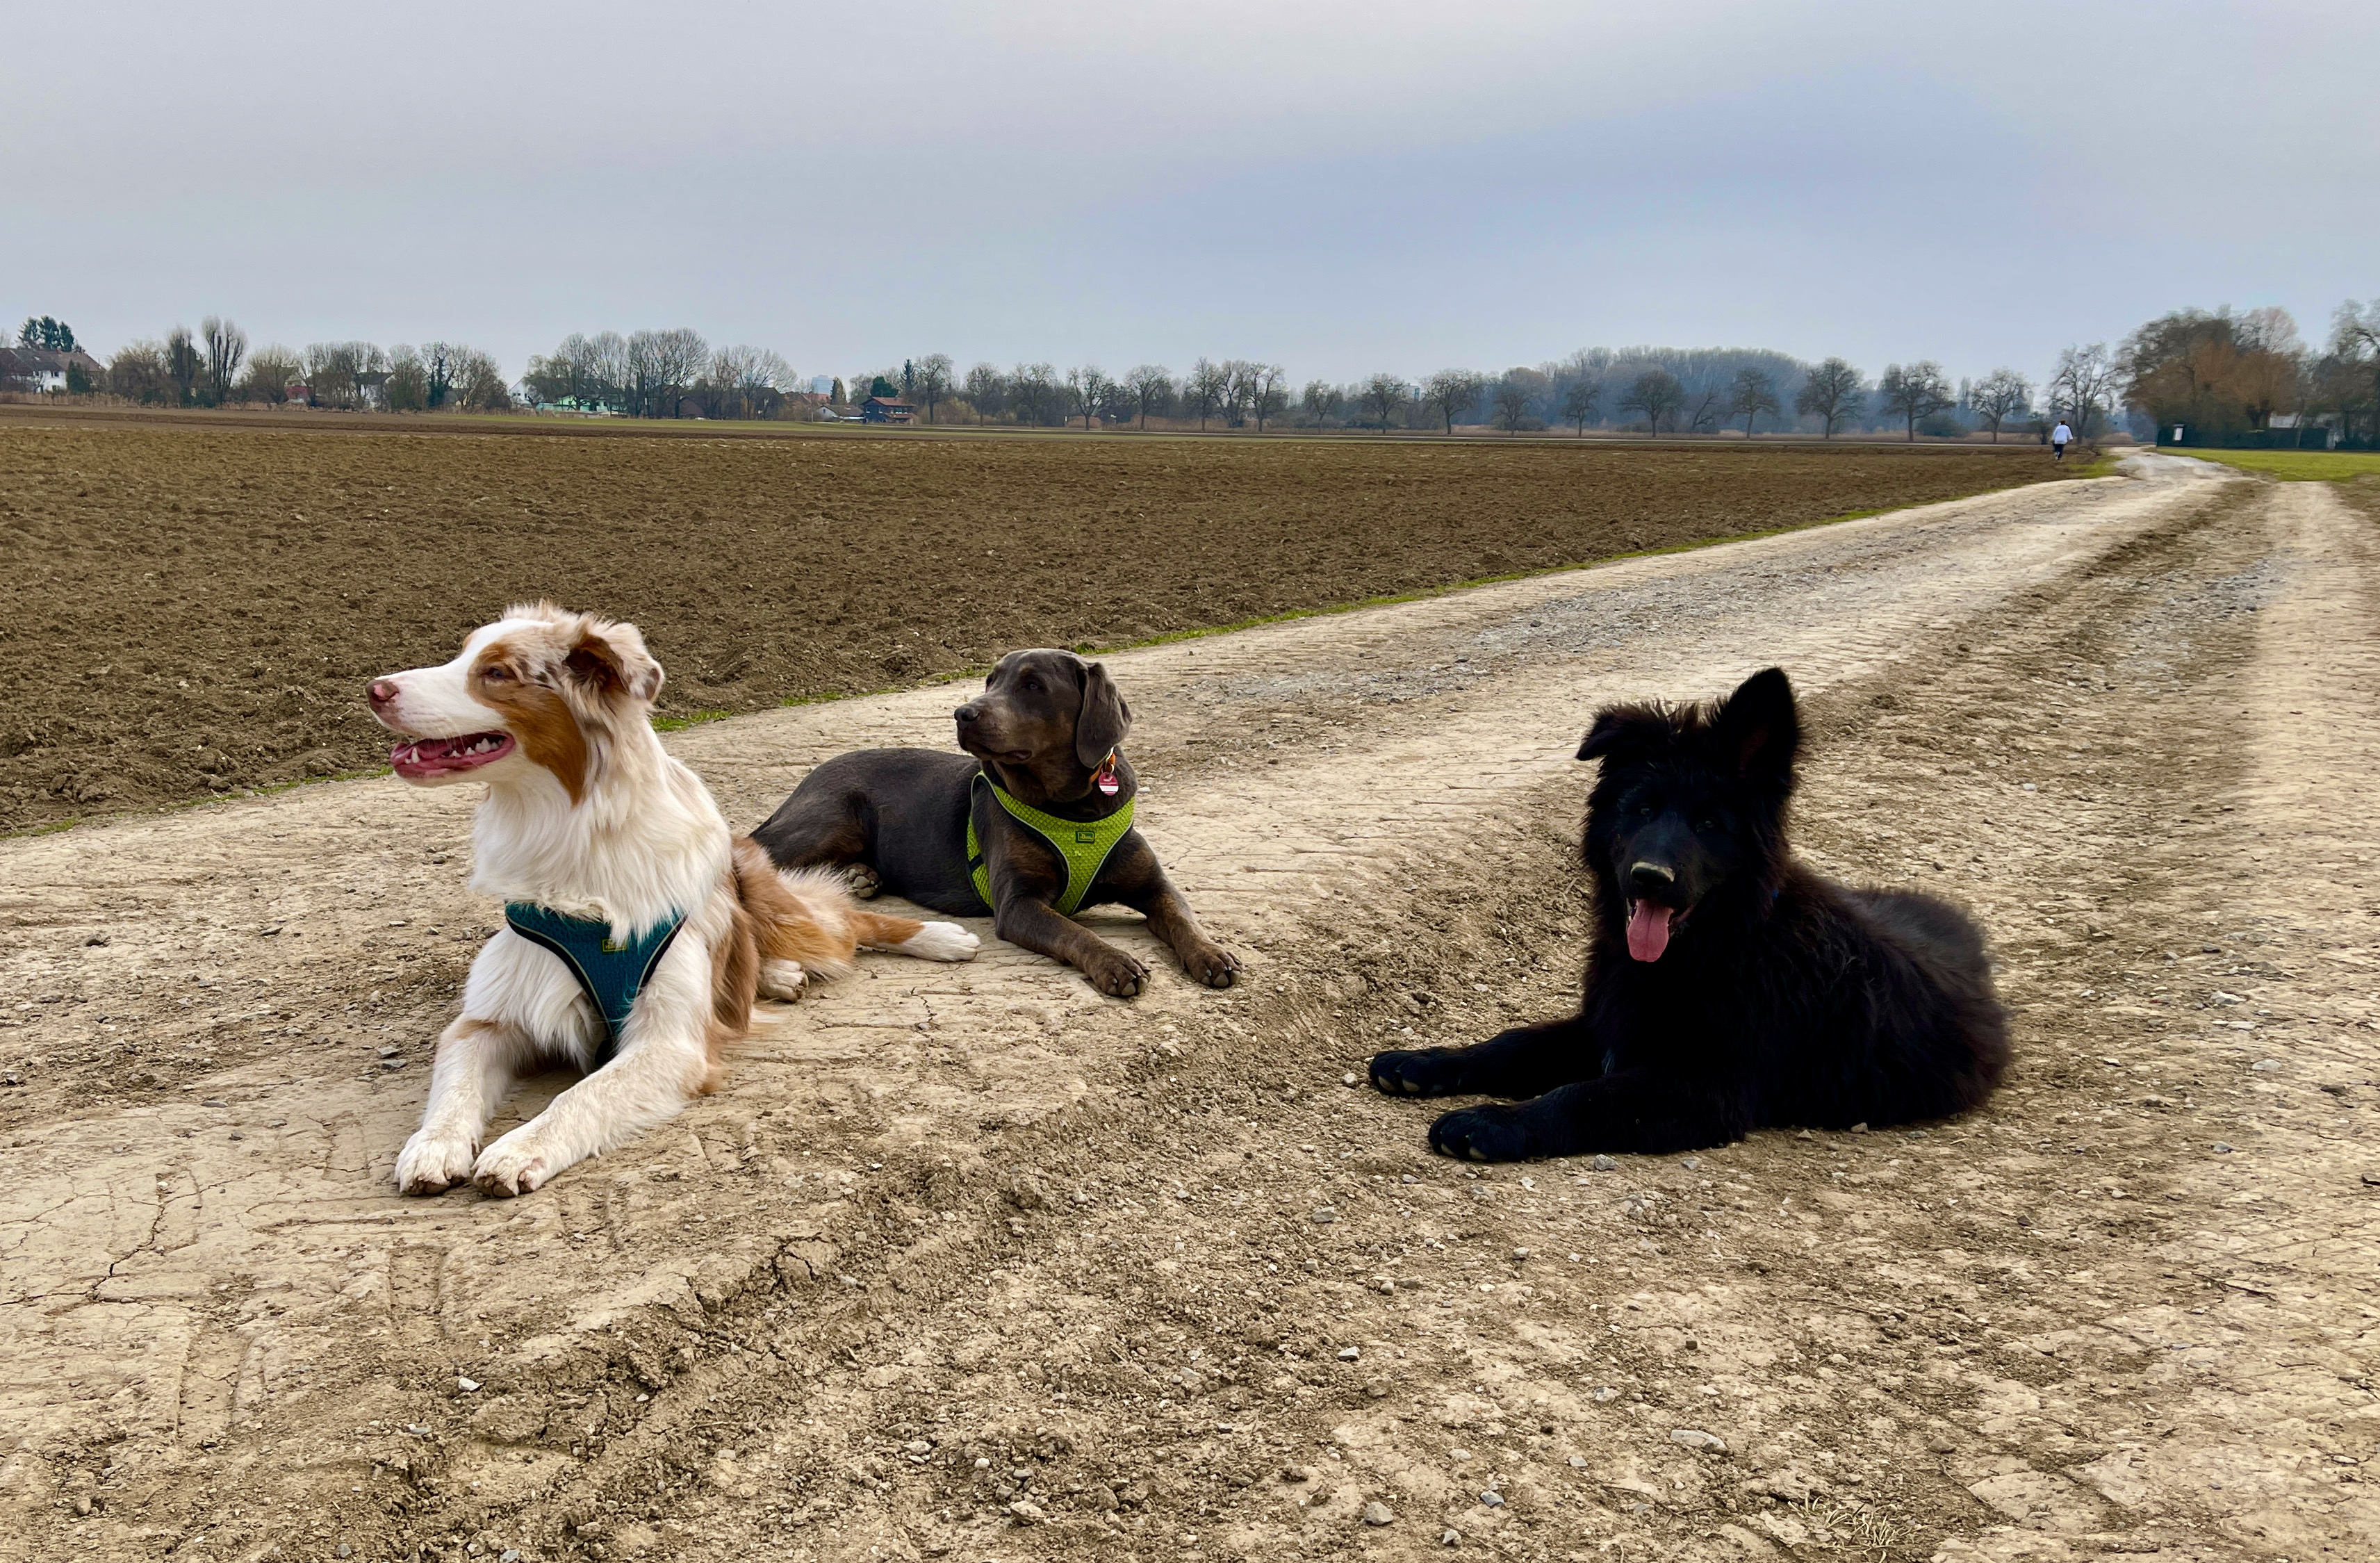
[
  {"left": 1075, "top": 660, "right": 1132, "bottom": 769},
  {"left": 1712, "top": 666, "right": 1798, "bottom": 777},
  {"left": 1577, "top": 704, "right": 1662, "bottom": 761},
  {"left": 564, "top": 622, "right": 664, "bottom": 705}
]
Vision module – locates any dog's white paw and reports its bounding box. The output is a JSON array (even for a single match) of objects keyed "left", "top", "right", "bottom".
[
  {"left": 757, "top": 958, "right": 809, "bottom": 1001},
  {"left": 395, "top": 1129, "right": 479, "bottom": 1196},
  {"left": 903, "top": 921, "right": 980, "bottom": 962},
  {"left": 472, "top": 1130, "right": 556, "bottom": 1198}
]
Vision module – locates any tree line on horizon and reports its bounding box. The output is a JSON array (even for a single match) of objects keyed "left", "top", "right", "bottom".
[{"left": 11, "top": 301, "right": 2376, "bottom": 445}]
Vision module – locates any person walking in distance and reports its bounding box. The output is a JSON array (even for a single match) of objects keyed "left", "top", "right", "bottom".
[{"left": 2051, "top": 416, "right": 2074, "bottom": 462}]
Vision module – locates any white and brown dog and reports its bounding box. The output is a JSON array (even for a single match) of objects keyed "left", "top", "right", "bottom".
[{"left": 368, "top": 601, "right": 976, "bottom": 1196}]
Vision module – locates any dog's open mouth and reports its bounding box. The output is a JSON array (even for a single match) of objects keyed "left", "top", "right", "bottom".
[
  {"left": 1626, "top": 899, "right": 1681, "bottom": 962},
  {"left": 391, "top": 731, "right": 514, "bottom": 779}
]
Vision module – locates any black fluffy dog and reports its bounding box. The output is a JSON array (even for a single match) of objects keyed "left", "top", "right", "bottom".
[{"left": 1370, "top": 667, "right": 2008, "bottom": 1161}]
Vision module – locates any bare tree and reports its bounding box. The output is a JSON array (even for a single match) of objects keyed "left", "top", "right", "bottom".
[
  {"left": 1484, "top": 373, "right": 1536, "bottom": 434},
  {"left": 1301, "top": 379, "right": 1341, "bottom": 429},
  {"left": 1794, "top": 357, "right": 1864, "bottom": 437},
  {"left": 106, "top": 341, "right": 171, "bottom": 404},
  {"left": 1559, "top": 377, "right": 1602, "bottom": 435},
  {"left": 1217, "top": 359, "right": 1258, "bottom": 427},
  {"left": 419, "top": 342, "right": 458, "bottom": 409},
  {"left": 915, "top": 353, "right": 954, "bottom": 423},
  {"left": 1067, "top": 366, "right": 1113, "bottom": 429},
  {"left": 2331, "top": 300, "right": 2380, "bottom": 441},
  {"left": 165, "top": 326, "right": 202, "bottom": 406},
  {"left": 1617, "top": 368, "right": 1684, "bottom": 435},
  {"left": 452, "top": 347, "right": 511, "bottom": 412},
  {"left": 1727, "top": 367, "right": 1780, "bottom": 437},
  {"left": 1422, "top": 369, "right": 1484, "bottom": 433},
  {"left": 1186, "top": 357, "right": 1229, "bottom": 430},
  {"left": 200, "top": 316, "right": 247, "bottom": 405},
  {"left": 627, "top": 328, "right": 708, "bottom": 417},
  {"left": 238, "top": 344, "right": 302, "bottom": 404},
  {"left": 964, "top": 361, "right": 1007, "bottom": 423},
  {"left": 384, "top": 346, "right": 429, "bottom": 411},
  {"left": 1358, "top": 373, "right": 1406, "bottom": 432},
  {"left": 741, "top": 349, "right": 794, "bottom": 418},
  {"left": 1247, "top": 363, "right": 1286, "bottom": 432},
  {"left": 1010, "top": 362, "right": 1059, "bottom": 425},
  {"left": 1124, "top": 363, "right": 1173, "bottom": 427},
  {"left": 1876, "top": 361, "right": 1953, "bottom": 441},
  {"left": 2045, "top": 345, "right": 2118, "bottom": 438},
  {"left": 705, "top": 345, "right": 762, "bottom": 418},
  {"left": 585, "top": 332, "right": 629, "bottom": 410},
  {"left": 1684, "top": 382, "right": 1728, "bottom": 434},
  {"left": 1969, "top": 368, "right": 2030, "bottom": 441}
]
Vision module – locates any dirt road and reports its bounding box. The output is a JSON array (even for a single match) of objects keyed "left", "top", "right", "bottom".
[{"left": 3, "top": 459, "right": 2373, "bottom": 1562}]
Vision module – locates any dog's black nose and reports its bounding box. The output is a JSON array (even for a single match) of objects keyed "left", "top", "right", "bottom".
[
  {"left": 954, "top": 703, "right": 980, "bottom": 724},
  {"left": 1628, "top": 861, "right": 1676, "bottom": 898}
]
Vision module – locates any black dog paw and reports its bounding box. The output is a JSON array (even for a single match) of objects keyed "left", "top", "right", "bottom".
[
  {"left": 1369, "top": 1047, "right": 1472, "bottom": 1097},
  {"left": 1427, "top": 1104, "right": 1537, "bottom": 1163}
]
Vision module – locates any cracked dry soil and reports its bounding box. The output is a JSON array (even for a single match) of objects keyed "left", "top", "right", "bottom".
[{"left": 2, "top": 457, "right": 2376, "bottom": 1563}]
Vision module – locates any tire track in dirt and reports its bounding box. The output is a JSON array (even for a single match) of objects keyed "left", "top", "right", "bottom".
[{"left": 2, "top": 466, "right": 2311, "bottom": 1562}]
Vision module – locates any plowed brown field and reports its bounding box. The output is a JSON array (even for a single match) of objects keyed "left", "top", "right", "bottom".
[{"left": 0, "top": 414, "right": 2070, "bottom": 831}]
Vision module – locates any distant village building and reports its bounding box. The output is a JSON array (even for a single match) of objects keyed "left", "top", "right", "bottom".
[
  {"left": 0, "top": 346, "right": 105, "bottom": 393},
  {"left": 862, "top": 395, "right": 915, "bottom": 424}
]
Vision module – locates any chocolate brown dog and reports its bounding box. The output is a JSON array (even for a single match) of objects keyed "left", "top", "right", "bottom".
[{"left": 750, "top": 649, "right": 1238, "bottom": 998}]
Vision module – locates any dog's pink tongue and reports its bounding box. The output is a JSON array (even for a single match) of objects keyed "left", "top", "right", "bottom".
[{"left": 1627, "top": 901, "right": 1673, "bottom": 963}]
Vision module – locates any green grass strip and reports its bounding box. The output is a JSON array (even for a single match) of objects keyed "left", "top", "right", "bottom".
[{"left": 2174, "top": 448, "right": 2380, "bottom": 482}]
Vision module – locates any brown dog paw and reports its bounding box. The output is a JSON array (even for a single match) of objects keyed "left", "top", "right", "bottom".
[
  {"left": 1082, "top": 948, "right": 1149, "bottom": 999},
  {"left": 1182, "top": 942, "right": 1241, "bottom": 989}
]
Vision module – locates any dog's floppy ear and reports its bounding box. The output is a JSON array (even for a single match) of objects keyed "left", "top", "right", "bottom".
[
  {"left": 1712, "top": 666, "right": 1798, "bottom": 777},
  {"left": 1075, "top": 660, "right": 1132, "bottom": 769},
  {"left": 1577, "top": 703, "right": 1662, "bottom": 761},
  {"left": 565, "top": 621, "right": 665, "bottom": 705}
]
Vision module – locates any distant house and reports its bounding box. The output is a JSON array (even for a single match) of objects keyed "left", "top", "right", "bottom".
[
  {"left": 862, "top": 395, "right": 916, "bottom": 425},
  {"left": 0, "top": 346, "right": 104, "bottom": 393},
  {"left": 283, "top": 382, "right": 313, "bottom": 405}
]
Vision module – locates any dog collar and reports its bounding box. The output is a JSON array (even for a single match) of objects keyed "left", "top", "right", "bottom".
[
  {"left": 965, "top": 769, "right": 1135, "bottom": 917},
  {"left": 503, "top": 902, "right": 687, "bottom": 1062}
]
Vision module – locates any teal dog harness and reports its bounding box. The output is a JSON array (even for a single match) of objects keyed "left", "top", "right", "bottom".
[
  {"left": 503, "top": 902, "right": 687, "bottom": 1061},
  {"left": 965, "top": 770, "right": 1135, "bottom": 917}
]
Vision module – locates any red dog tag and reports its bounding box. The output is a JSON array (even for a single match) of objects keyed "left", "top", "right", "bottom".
[{"left": 1095, "top": 753, "right": 1122, "bottom": 796}]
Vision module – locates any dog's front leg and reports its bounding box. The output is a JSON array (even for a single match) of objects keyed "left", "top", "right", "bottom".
[
  {"left": 396, "top": 1015, "right": 529, "bottom": 1195},
  {"left": 996, "top": 897, "right": 1149, "bottom": 998},
  {"left": 470, "top": 1015, "right": 711, "bottom": 1197},
  {"left": 1426, "top": 1070, "right": 1748, "bottom": 1163},
  {"left": 1372, "top": 1015, "right": 1598, "bottom": 1099},
  {"left": 1119, "top": 867, "right": 1239, "bottom": 990}
]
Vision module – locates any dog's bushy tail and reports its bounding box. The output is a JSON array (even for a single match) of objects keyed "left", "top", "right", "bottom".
[{"left": 728, "top": 837, "right": 980, "bottom": 980}]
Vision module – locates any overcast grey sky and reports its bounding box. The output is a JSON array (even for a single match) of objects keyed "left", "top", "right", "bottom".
[{"left": 6, "top": 2, "right": 2372, "bottom": 387}]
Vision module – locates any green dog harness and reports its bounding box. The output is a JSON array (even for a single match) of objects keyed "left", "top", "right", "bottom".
[
  {"left": 503, "top": 901, "right": 686, "bottom": 1061},
  {"left": 965, "top": 771, "right": 1135, "bottom": 917}
]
